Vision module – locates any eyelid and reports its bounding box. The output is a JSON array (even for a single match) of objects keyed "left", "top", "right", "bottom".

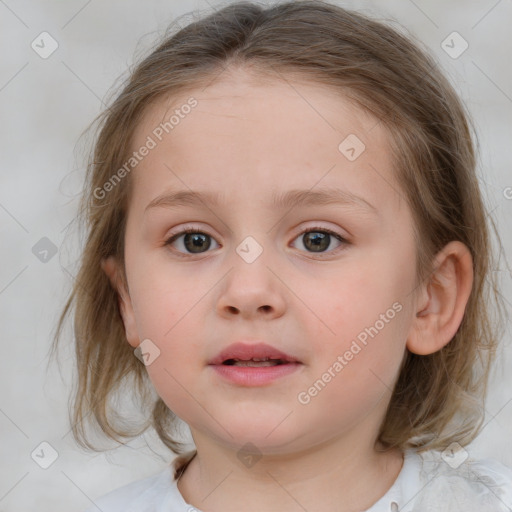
[
  {"left": 164, "top": 223, "right": 350, "bottom": 257},
  {"left": 166, "top": 223, "right": 216, "bottom": 240},
  {"left": 165, "top": 224, "right": 216, "bottom": 245},
  {"left": 289, "top": 225, "right": 349, "bottom": 257},
  {"left": 293, "top": 223, "right": 349, "bottom": 241}
]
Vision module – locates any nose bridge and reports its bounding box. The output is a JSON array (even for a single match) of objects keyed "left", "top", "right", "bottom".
[
  {"left": 230, "top": 233, "right": 273, "bottom": 291},
  {"left": 216, "top": 232, "right": 287, "bottom": 318}
]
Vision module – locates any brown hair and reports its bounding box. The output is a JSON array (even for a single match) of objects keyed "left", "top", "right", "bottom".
[{"left": 51, "top": 0, "right": 508, "bottom": 470}]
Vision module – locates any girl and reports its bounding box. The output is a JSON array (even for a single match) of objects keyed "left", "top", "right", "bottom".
[{"left": 53, "top": 1, "right": 512, "bottom": 511}]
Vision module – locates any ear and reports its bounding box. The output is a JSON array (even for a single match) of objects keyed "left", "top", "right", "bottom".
[
  {"left": 406, "top": 241, "right": 473, "bottom": 355},
  {"left": 101, "top": 256, "right": 140, "bottom": 348}
]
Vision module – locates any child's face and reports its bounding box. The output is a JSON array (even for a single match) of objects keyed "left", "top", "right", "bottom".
[{"left": 111, "top": 70, "right": 422, "bottom": 454}]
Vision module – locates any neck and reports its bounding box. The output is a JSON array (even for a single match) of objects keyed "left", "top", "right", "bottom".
[{"left": 177, "top": 433, "right": 403, "bottom": 512}]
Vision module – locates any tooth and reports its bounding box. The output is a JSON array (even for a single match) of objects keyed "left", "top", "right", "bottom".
[
  {"left": 231, "top": 357, "right": 273, "bottom": 362},
  {"left": 233, "top": 360, "right": 279, "bottom": 367}
]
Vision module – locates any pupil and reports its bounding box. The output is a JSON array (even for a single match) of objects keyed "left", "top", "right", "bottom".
[
  {"left": 184, "top": 233, "right": 211, "bottom": 253},
  {"left": 304, "top": 232, "right": 329, "bottom": 252},
  {"left": 181, "top": 232, "right": 330, "bottom": 254}
]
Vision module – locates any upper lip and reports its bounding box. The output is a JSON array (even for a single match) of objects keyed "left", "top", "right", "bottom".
[{"left": 209, "top": 342, "right": 301, "bottom": 365}]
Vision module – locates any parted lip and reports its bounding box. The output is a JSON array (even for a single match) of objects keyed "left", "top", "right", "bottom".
[{"left": 208, "top": 342, "right": 301, "bottom": 365}]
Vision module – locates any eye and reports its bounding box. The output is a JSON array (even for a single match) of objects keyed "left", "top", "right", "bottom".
[
  {"left": 290, "top": 226, "right": 348, "bottom": 256},
  {"left": 164, "top": 227, "right": 220, "bottom": 256},
  {"left": 164, "top": 225, "right": 348, "bottom": 257}
]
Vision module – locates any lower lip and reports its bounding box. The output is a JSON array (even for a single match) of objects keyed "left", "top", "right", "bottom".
[{"left": 210, "top": 363, "right": 302, "bottom": 386}]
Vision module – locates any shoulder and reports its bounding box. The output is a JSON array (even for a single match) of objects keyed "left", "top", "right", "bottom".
[
  {"left": 82, "top": 464, "right": 175, "bottom": 512},
  {"left": 410, "top": 448, "right": 512, "bottom": 511}
]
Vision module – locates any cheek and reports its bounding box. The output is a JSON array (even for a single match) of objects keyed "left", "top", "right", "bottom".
[
  {"left": 296, "top": 258, "right": 404, "bottom": 339},
  {"left": 297, "top": 296, "right": 408, "bottom": 431},
  {"left": 129, "top": 261, "right": 203, "bottom": 337},
  {"left": 296, "top": 249, "right": 411, "bottom": 384},
  {"left": 128, "top": 276, "right": 208, "bottom": 410}
]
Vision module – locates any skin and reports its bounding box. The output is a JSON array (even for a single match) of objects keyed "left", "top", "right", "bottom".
[{"left": 102, "top": 68, "right": 473, "bottom": 512}]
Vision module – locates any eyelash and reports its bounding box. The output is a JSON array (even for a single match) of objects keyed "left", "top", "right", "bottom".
[{"left": 164, "top": 225, "right": 349, "bottom": 258}]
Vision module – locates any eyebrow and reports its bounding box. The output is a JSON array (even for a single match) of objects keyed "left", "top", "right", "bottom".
[{"left": 144, "top": 187, "right": 378, "bottom": 214}]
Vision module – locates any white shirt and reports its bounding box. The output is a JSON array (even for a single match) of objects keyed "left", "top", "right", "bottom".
[{"left": 84, "top": 449, "right": 512, "bottom": 511}]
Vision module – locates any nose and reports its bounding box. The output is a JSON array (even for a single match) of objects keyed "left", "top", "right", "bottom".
[{"left": 216, "top": 251, "right": 287, "bottom": 320}]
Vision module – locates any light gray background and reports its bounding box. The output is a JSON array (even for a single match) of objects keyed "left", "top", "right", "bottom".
[{"left": 1, "top": 1, "right": 511, "bottom": 511}]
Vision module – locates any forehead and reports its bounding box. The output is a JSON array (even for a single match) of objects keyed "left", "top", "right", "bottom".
[
  {"left": 128, "top": 70, "right": 400, "bottom": 215},
  {"left": 134, "top": 70, "right": 383, "bottom": 147}
]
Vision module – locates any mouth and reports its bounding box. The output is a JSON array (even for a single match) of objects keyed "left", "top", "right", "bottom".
[
  {"left": 208, "top": 342, "right": 301, "bottom": 367},
  {"left": 222, "top": 357, "right": 290, "bottom": 367},
  {"left": 208, "top": 341, "right": 305, "bottom": 387},
  {"left": 209, "top": 343, "right": 303, "bottom": 386}
]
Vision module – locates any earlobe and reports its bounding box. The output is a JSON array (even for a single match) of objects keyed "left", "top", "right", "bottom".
[
  {"left": 406, "top": 241, "right": 473, "bottom": 355},
  {"left": 101, "top": 256, "right": 140, "bottom": 348}
]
